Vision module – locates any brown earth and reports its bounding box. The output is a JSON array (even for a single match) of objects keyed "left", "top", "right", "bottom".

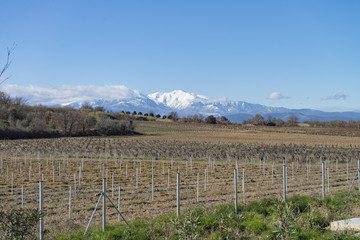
[{"left": 0, "top": 121, "right": 359, "bottom": 236}]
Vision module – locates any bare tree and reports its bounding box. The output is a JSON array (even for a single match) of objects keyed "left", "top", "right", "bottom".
[
  {"left": 81, "top": 102, "right": 94, "bottom": 110},
  {"left": 78, "top": 112, "right": 96, "bottom": 133},
  {"left": 252, "top": 114, "right": 265, "bottom": 126},
  {"left": 0, "top": 44, "right": 16, "bottom": 85},
  {"left": 286, "top": 115, "right": 298, "bottom": 127},
  {"left": 220, "top": 116, "right": 229, "bottom": 123},
  {"left": 182, "top": 114, "right": 204, "bottom": 123},
  {"left": 0, "top": 91, "right": 12, "bottom": 105},
  {"left": 54, "top": 108, "right": 80, "bottom": 136},
  {"left": 274, "top": 118, "right": 285, "bottom": 127},
  {"left": 167, "top": 112, "right": 179, "bottom": 121}
]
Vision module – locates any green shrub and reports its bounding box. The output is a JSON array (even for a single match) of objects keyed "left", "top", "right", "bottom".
[
  {"left": 246, "top": 197, "right": 277, "bottom": 216},
  {"left": 207, "top": 231, "right": 223, "bottom": 240},
  {"left": 0, "top": 120, "right": 9, "bottom": 128},
  {"left": 172, "top": 210, "right": 200, "bottom": 240},
  {"left": 241, "top": 212, "right": 268, "bottom": 235},
  {"left": 0, "top": 208, "right": 40, "bottom": 240},
  {"left": 293, "top": 225, "right": 321, "bottom": 240},
  {"left": 289, "top": 195, "right": 310, "bottom": 213},
  {"left": 54, "top": 191, "right": 360, "bottom": 240},
  {"left": 304, "top": 206, "right": 329, "bottom": 230},
  {"left": 205, "top": 115, "right": 217, "bottom": 124},
  {"left": 272, "top": 199, "right": 299, "bottom": 240}
]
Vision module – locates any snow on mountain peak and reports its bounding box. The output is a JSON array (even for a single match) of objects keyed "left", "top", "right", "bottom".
[
  {"left": 148, "top": 90, "right": 209, "bottom": 110},
  {"left": 4, "top": 84, "right": 360, "bottom": 122},
  {"left": 3, "top": 84, "right": 273, "bottom": 116}
]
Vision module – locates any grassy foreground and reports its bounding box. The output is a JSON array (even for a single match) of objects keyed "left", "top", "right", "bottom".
[{"left": 55, "top": 191, "right": 360, "bottom": 240}]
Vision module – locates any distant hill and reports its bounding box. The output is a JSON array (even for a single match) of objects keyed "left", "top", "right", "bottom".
[
  {"left": 227, "top": 109, "right": 360, "bottom": 123},
  {"left": 8, "top": 85, "right": 360, "bottom": 122}
]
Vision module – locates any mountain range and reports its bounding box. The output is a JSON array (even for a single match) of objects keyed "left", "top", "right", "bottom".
[{"left": 53, "top": 88, "right": 360, "bottom": 123}]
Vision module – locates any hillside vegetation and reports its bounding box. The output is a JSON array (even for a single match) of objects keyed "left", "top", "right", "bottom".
[
  {"left": 2, "top": 89, "right": 360, "bottom": 140},
  {"left": 55, "top": 192, "right": 360, "bottom": 240},
  {"left": 0, "top": 92, "right": 135, "bottom": 139}
]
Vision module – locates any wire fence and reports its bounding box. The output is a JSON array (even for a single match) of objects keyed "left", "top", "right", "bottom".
[{"left": 0, "top": 153, "right": 358, "bottom": 236}]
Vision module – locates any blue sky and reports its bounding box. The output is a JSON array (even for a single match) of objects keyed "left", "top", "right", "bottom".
[{"left": 0, "top": 1, "right": 359, "bottom": 111}]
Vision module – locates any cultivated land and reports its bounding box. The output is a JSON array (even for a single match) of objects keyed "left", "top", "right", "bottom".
[{"left": 1, "top": 120, "right": 360, "bottom": 238}]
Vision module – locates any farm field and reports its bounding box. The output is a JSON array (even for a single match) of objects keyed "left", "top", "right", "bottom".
[
  {"left": 136, "top": 120, "right": 360, "bottom": 146},
  {"left": 1, "top": 121, "right": 360, "bottom": 237}
]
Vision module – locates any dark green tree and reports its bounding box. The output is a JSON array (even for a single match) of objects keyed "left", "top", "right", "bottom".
[
  {"left": 167, "top": 112, "right": 179, "bottom": 121},
  {"left": 205, "top": 115, "right": 217, "bottom": 124}
]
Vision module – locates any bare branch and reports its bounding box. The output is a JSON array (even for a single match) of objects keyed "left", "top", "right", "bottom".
[{"left": 0, "top": 43, "right": 16, "bottom": 85}]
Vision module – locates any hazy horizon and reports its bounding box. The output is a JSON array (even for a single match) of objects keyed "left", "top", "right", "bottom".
[
  {"left": 1, "top": 1, "right": 359, "bottom": 112},
  {"left": 2, "top": 83, "right": 360, "bottom": 114}
]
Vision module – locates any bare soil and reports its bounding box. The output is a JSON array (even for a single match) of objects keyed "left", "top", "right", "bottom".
[{"left": 0, "top": 121, "right": 359, "bottom": 235}]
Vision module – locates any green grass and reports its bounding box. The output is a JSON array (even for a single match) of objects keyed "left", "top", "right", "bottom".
[{"left": 53, "top": 192, "right": 360, "bottom": 240}]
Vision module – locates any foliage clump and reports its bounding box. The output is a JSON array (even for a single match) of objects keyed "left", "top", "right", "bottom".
[
  {"left": 0, "top": 208, "right": 40, "bottom": 240},
  {"left": 0, "top": 91, "right": 136, "bottom": 139},
  {"left": 95, "top": 117, "right": 134, "bottom": 136},
  {"left": 56, "top": 192, "right": 360, "bottom": 240}
]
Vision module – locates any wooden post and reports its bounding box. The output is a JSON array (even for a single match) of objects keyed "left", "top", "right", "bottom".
[
  {"left": 234, "top": 168, "right": 238, "bottom": 213},
  {"left": 283, "top": 165, "right": 286, "bottom": 201},
  {"left": 242, "top": 168, "right": 245, "bottom": 203},
  {"left": 204, "top": 168, "right": 207, "bottom": 191},
  {"left": 39, "top": 181, "right": 44, "bottom": 240},
  {"left": 358, "top": 160, "right": 360, "bottom": 193},
  {"left": 347, "top": 160, "right": 349, "bottom": 183},
  {"left": 136, "top": 168, "right": 138, "bottom": 188},
  {"left": 118, "top": 186, "right": 121, "bottom": 221},
  {"left": 168, "top": 168, "right": 170, "bottom": 189},
  {"left": 69, "top": 186, "right": 71, "bottom": 219},
  {"left": 74, "top": 173, "right": 76, "bottom": 196},
  {"left": 196, "top": 173, "right": 199, "bottom": 202},
  {"left": 102, "top": 178, "right": 106, "bottom": 232},
  {"left": 112, "top": 174, "right": 114, "bottom": 198},
  {"left": 152, "top": 162, "right": 154, "bottom": 201},
  {"left": 176, "top": 171, "right": 180, "bottom": 217},
  {"left": 322, "top": 162, "right": 325, "bottom": 200},
  {"left": 21, "top": 185, "right": 24, "bottom": 208},
  {"left": 327, "top": 168, "right": 330, "bottom": 193}
]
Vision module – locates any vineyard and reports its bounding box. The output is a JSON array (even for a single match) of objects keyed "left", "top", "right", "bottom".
[{"left": 1, "top": 128, "right": 360, "bottom": 237}]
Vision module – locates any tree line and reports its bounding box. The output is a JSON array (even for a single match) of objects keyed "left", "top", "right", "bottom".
[
  {"left": 2, "top": 90, "right": 360, "bottom": 140},
  {"left": 304, "top": 119, "right": 360, "bottom": 128},
  {"left": 0, "top": 89, "right": 234, "bottom": 140},
  {"left": 105, "top": 108, "right": 230, "bottom": 125},
  {"left": 0, "top": 92, "right": 135, "bottom": 139},
  {"left": 242, "top": 114, "right": 296, "bottom": 127},
  {"left": 242, "top": 113, "right": 360, "bottom": 128}
]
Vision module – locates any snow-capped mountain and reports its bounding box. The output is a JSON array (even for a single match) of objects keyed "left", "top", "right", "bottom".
[
  {"left": 4, "top": 84, "right": 360, "bottom": 122},
  {"left": 60, "top": 90, "right": 360, "bottom": 122},
  {"left": 63, "top": 97, "right": 171, "bottom": 115},
  {"left": 148, "top": 90, "right": 210, "bottom": 110},
  {"left": 148, "top": 90, "right": 289, "bottom": 116},
  {"left": 61, "top": 89, "right": 360, "bottom": 122}
]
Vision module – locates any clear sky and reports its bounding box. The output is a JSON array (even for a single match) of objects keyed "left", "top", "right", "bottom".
[{"left": 0, "top": 1, "right": 359, "bottom": 111}]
